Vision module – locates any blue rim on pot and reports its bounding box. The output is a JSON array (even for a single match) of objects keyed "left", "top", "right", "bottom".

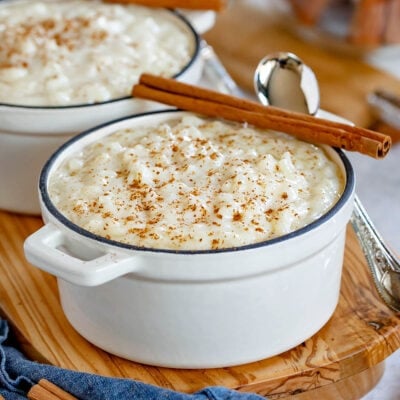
[{"left": 39, "top": 109, "right": 356, "bottom": 255}]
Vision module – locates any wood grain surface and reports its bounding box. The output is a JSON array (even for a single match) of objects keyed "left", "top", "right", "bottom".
[{"left": 0, "top": 210, "right": 399, "bottom": 399}]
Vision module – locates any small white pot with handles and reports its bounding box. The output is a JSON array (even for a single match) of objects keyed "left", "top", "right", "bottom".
[{"left": 24, "top": 110, "right": 355, "bottom": 369}]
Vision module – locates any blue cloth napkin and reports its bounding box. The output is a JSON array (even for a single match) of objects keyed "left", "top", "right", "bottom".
[{"left": 0, "top": 319, "right": 265, "bottom": 400}]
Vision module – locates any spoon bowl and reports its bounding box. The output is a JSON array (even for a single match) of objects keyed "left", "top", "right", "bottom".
[{"left": 254, "top": 52, "right": 320, "bottom": 115}]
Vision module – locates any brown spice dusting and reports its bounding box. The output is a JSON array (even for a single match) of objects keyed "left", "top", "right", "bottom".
[
  {"left": 210, "top": 152, "right": 218, "bottom": 160},
  {"left": 0, "top": 16, "right": 110, "bottom": 69},
  {"left": 72, "top": 204, "right": 85, "bottom": 215},
  {"left": 232, "top": 212, "right": 243, "bottom": 222},
  {"left": 211, "top": 239, "right": 220, "bottom": 249},
  {"left": 49, "top": 115, "right": 343, "bottom": 251},
  {"left": 191, "top": 188, "right": 200, "bottom": 196}
]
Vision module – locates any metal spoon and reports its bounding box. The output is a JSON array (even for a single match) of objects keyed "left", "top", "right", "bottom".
[
  {"left": 254, "top": 52, "right": 320, "bottom": 115},
  {"left": 254, "top": 52, "right": 400, "bottom": 312}
]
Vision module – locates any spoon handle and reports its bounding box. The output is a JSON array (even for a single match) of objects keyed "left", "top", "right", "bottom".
[
  {"left": 351, "top": 195, "right": 400, "bottom": 311},
  {"left": 200, "top": 41, "right": 400, "bottom": 312}
]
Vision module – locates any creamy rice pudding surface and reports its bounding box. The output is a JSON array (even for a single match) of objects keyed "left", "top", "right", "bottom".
[
  {"left": 0, "top": 0, "right": 194, "bottom": 106},
  {"left": 49, "top": 115, "right": 345, "bottom": 250}
]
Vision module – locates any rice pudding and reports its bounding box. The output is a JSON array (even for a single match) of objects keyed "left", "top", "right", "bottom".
[
  {"left": 0, "top": 0, "right": 195, "bottom": 106},
  {"left": 48, "top": 114, "right": 345, "bottom": 250}
]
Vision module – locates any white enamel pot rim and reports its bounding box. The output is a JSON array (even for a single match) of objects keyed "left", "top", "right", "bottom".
[
  {"left": 27, "top": 109, "right": 356, "bottom": 287},
  {"left": 0, "top": 7, "right": 199, "bottom": 113}
]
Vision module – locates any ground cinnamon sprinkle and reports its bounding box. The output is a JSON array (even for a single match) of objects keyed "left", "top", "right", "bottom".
[
  {"left": 49, "top": 115, "right": 344, "bottom": 250},
  {"left": 0, "top": 16, "right": 108, "bottom": 69},
  {"left": 233, "top": 212, "right": 243, "bottom": 222},
  {"left": 0, "top": 0, "right": 194, "bottom": 106}
]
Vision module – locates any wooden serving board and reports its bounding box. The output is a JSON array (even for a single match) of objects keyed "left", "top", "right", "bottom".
[{"left": 0, "top": 210, "right": 399, "bottom": 400}]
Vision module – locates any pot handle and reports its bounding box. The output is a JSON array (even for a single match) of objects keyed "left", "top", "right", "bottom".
[{"left": 24, "top": 223, "right": 139, "bottom": 286}]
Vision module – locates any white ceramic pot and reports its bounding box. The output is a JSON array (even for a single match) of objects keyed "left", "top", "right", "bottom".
[
  {"left": 0, "top": 8, "right": 203, "bottom": 215},
  {"left": 24, "top": 110, "right": 355, "bottom": 369}
]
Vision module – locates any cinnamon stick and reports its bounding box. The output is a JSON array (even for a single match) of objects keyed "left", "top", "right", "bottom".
[
  {"left": 105, "top": 0, "right": 227, "bottom": 11},
  {"left": 28, "top": 379, "right": 77, "bottom": 400},
  {"left": 133, "top": 74, "right": 391, "bottom": 158},
  {"left": 139, "top": 73, "right": 388, "bottom": 143}
]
